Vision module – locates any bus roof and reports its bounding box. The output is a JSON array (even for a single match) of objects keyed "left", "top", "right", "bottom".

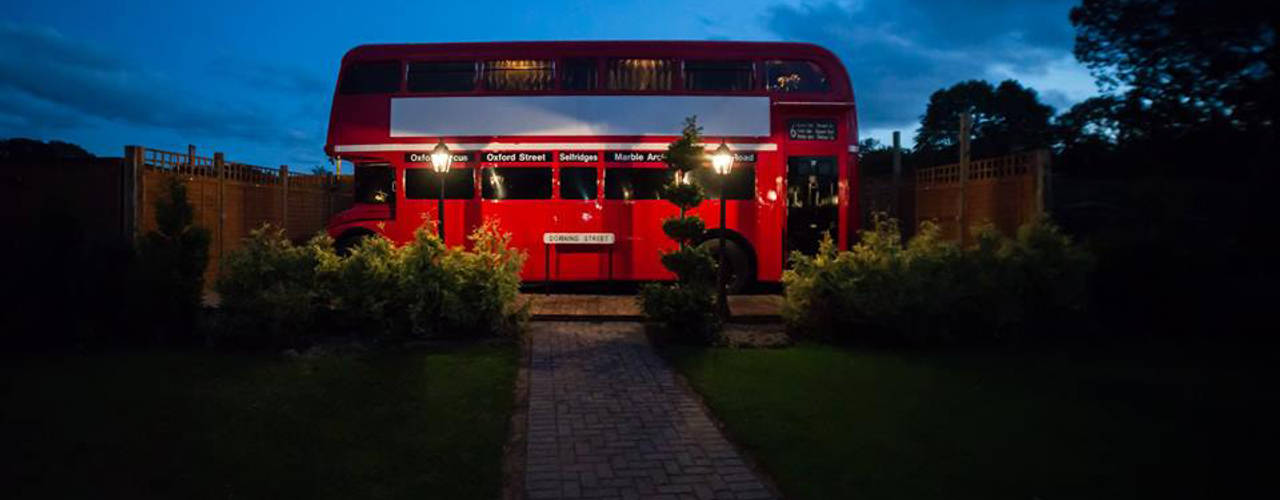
[{"left": 342, "top": 40, "right": 841, "bottom": 64}]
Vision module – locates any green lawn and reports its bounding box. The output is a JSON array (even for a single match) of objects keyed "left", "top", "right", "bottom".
[
  {"left": 664, "top": 339, "right": 1265, "bottom": 499},
  {"left": 2, "top": 342, "right": 518, "bottom": 499}
]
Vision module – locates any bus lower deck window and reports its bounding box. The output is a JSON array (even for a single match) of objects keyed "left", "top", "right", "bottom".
[
  {"left": 688, "top": 165, "right": 756, "bottom": 200},
  {"left": 604, "top": 168, "right": 673, "bottom": 200},
  {"left": 339, "top": 61, "right": 401, "bottom": 94},
  {"left": 407, "top": 61, "right": 476, "bottom": 92},
  {"left": 684, "top": 61, "right": 754, "bottom": 91},
  {"left": 405, "top": 168, "right": 475, "bottom": 199},
  {"left": 484, "top": 60, "right": 553, "bottom": 91},
  {"left": 765, "top": 60, "right": 830, "bottom": 93},
  {"left": 482, "top": 167, "right": 552, "bottom": 200},
  {"left": 559, "top": 167, "right": 598, "bottom": 200}
]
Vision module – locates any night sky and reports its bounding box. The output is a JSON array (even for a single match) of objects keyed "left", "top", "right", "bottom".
[{"left": 2, "top": 0, "right": 1095, "bottom": 170}]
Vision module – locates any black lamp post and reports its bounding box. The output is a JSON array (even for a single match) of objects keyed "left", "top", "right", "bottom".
[
  {"left": 430, "top": 139, "right": 452, "bottom": 242},
  {"left": 711, "top": 141, "right": 734, "bottom": 320}
]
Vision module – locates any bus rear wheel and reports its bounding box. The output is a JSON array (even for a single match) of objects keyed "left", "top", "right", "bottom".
[{"left": 698, "top": 238, "right": 753, "bottom": 294}]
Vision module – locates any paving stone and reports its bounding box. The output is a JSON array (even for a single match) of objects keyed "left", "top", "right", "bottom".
[{"left": 524, "top": 322, "right": 774, "bottom": 499}]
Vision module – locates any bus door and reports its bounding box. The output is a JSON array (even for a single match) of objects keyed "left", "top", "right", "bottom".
[{"left": 785, "top": 156, "right": 839, "bottom": 255}]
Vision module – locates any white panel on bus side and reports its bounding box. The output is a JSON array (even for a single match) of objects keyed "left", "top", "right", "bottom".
[{"left": 389, "top": 96, "right": 771, "bottom": 138}]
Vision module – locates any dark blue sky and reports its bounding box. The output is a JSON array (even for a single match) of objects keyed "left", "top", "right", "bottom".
[{"left": 2, "top": 0, "right": 1094, "bottom": 170}]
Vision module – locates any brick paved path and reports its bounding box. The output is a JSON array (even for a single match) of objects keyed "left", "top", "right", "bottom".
[{"left": 525, "top": 322, "right": 775, "bottom": 500}]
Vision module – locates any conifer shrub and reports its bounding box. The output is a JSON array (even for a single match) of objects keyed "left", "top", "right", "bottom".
[
  {"left": 639, "top": 116, "right": 722, "bottom": 344},
  {"left": 133, "top": 177, "right": 211, "bottom": 344},
  {"left": 783, "top": 213, "right": 1093, "bottom": 345}
]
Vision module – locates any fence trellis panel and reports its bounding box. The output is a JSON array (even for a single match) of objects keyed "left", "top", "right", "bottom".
[
  {"left": 862, "top": 149, "right": 1047, "bottom": 242},
  {"left": 127, "top": 145, "right": 351, "bottom": 283}
]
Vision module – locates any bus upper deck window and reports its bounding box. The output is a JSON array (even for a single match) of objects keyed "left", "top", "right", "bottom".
[
  {"left": 606, "top": 59, "right": 673, "bottom": 91},
  {"left": 353, "top": 163, "right": 394, "bottom": 204},
  {"left": 765, "top": 60, "right": 830, "bottom": 93},
  {"left": 684, "top": 61, "right": 754, "bottom": 91},
  {"left": 562, "top": 59, "right": 598, "bottom": 91},
  {"left": 339, "top": 61, "right": 401, "bottom": 94},
  {"left": 407, "top": 61, "right": 476, "bottom": 92},
  {"left": 484, "top": 60, "right": 554, "bottom": 91}
]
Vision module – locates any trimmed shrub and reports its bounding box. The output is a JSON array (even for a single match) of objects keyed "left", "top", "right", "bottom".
[
  {"left": 214, "top": 220, "right": 526, "bottom": 348},
  {"left": 783, "top": 213, "right": 1093, "bottom": 345},
  {"left": 638, "top": 116, "right": 722, "bottom": 344}
]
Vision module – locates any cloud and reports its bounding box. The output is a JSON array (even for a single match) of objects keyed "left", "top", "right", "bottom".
[
  {"left": 207, "top": 56, "right": 330, "bottom": 95},
  {"left": 0, "top": 22, "right": 317, "bottom": 151},
  {"left": 763, "top": 0, "right": 1087, "bottom": 138}
]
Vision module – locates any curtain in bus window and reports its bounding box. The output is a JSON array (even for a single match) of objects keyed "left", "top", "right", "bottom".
[
  {"left": 606, "top": 59, "right": 673, "bottom": 91},
  {"left": 559, "top": 168, "right": 598, "bottom": 200},
  {"left": 604, "top": 168, "right": 674, "bottom": 200},
  {"left": 683, "top": 61, "right": 754, "bottom": 91},
  {"left": 562, "top": 59, "right": 597, "bottom": 90},
  {"left": 405, "top": 168, "right": 475, "bottom": 199},
  {"left": 481, "top": 167, "right": 552, "bottom": 200},
  {"left": 764, "top": 60, "right": 830, "bottom": 93},
  {"left": 339, "top": 61, "right": 401, "bottom": 94},
  {"left": 688, "top": 166, "right": 755, "bottom": 200},
  {"left": 484, "top": 60, "right": 553, "bottom": 91},
  {"left": 407, "top": 61, "right": 476, "bottom": 92},
  {"left": 354, "top": 164, "right": 394, "bottom": 204}
]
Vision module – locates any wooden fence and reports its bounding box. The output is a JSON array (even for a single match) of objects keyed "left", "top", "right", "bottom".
[
  {"left": 862, "top": 150, "right": 1048, "bottom": 242},
  {"left": 126, "top": 145, "right": 352, "bottom": 282}
]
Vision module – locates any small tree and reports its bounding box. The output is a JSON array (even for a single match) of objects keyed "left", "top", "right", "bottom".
[
  {"left": 134, "top": 177, "right": 211, "bottom": 343},
  {"left": 639, "top": 116, "right": 721, "bottom": 344}
]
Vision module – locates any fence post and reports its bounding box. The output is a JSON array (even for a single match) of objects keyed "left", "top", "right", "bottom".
[
  {"left": 125, "top": 145, "right": 146, "bottom": 237},
  {"left": 1035, "top": 149, "right": 1049, "bottom": 216},
  {"left": 187, "top": 144, "right": 196, "bottom": 175},
  {"left": 280, "top": 165, "right": 289, "bottom": 233},
  {"left": 122, "top": 146, "right": 140, "bottom": 240},
  {"left": 957, "top": 113, "right": 971, "bottom": 244},
  {"left": 891, "top": 131, "right": 902, "bottom": 221},
  {"left": 215, "top": 152, "right": 226, "bottom": 267}
]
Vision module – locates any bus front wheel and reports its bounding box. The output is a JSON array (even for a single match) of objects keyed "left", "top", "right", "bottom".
[{"left": 698, "top": 238, "right": 753, "bottom": 294}]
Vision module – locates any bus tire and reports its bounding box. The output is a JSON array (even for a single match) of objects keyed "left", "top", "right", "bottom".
[
  {"left": 335, "top": 231, "right": 372, "bottom": 256},
  {"left": 698, "top": 238, "right": 753, "bottom": 294}
]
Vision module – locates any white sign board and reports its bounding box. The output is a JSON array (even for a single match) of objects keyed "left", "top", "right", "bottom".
[
  {"left": 391, "top": 96, "right": 770, "bottom": 137},
  {"left": 543, "top": 233, "right": 616, "bottom": 245}
]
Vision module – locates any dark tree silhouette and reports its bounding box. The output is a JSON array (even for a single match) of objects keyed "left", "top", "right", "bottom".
[
  {"left": 1071, "top": 0, "right": 1277, "bottom": 132},
  {"left": 915, "top": 80, "right": 1054, "bottom": 162},
  {"left": 0, "top": 138, "right": 95, "bottom": 162}
]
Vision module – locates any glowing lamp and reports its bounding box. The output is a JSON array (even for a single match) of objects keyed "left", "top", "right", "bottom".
[
  {"left": 430, "top": 139, "right": 452, "bottom": 174},
  {"left": 711, "top": 141, "right": 734, "bottom": 176}
]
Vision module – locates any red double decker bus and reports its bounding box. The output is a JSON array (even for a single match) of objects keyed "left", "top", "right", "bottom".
[{"left": 325, "top": 41, "right": 857, "bottom": 290}]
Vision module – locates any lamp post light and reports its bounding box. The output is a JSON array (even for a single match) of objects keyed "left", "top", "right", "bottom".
[
  {"left": 711, "top": 140, "right": 734, "bottom": 320},
  {"left": 430, "top": 139, "right": 453, "bottom": 242}
]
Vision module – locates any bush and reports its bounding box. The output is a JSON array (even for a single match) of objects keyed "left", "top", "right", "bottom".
[
  {"left": 214, "top": 225, "right": 336, "bottom": 347},
  {"left": 783, "top": 214, "right": 1093, "bottom": 345},
  {"left": 213, "top": 220, "right": 526, "bottom": 348}
]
